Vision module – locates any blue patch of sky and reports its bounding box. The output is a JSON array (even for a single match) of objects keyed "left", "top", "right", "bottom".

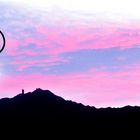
[
  {"left": 48, "top": 47, "right": 140, "bottom": 74},
  {"left": 0, "top": 41, "right": 140, "bottom": 74},
  {"left": 4, "top": 64, "right": 18, "bottom": 74},
  {"left": 18, "top": 43, "right": 49, "bottom": 53},
  {"left": 3, "top": 46, "right": 140, "bottom": 74},
  {"left": 22, "top": 65, "right": 47, "bottom": 74},
  {"left": 2, "top": 44, "right": 50, "bottom": 74},
  {"left": 11, "top": 47, "right": 140, "bottom": 74}
]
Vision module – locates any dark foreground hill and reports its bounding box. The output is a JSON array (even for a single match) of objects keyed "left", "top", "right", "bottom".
[{"left": 0, "top": 88, "right": 140, "bottom": 128}]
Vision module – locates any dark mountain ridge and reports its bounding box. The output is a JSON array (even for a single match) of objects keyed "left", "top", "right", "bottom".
[{"left": 0, "top": 88, "right": 140, "bottom": 128}]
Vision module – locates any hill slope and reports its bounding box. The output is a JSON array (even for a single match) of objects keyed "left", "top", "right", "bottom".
[{"left": 0, "top": 88, "right": 140, "bottom": 127}]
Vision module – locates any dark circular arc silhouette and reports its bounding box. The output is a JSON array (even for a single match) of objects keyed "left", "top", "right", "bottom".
[{"left": 0, "top": 30, "right": 5, "bottom": 53}]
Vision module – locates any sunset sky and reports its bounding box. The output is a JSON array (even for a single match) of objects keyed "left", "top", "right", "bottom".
[{"left": 0, "top": 0, "right": 140, "bottom": 107}]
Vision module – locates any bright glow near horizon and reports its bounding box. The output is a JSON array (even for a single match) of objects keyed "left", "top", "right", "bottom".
[{"left": 3, "top": 0, "right": 140, "bottom": 19}]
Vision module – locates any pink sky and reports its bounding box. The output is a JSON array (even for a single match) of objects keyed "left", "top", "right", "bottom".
[
  {"left": 1, "top": 2, "right": 140, "bottom": 107},
  {"left": 1, "top": 62, "right": 140, "bottom": 107}
]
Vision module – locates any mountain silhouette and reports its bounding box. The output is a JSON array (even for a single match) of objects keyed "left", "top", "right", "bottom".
[{"left": 0, "top": 88, "right": 140, "bottom": 128}]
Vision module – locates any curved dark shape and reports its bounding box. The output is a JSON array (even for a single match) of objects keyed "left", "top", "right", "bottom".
[{"left": 0, "top": 30, "right": 5, "bottom": 53}]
